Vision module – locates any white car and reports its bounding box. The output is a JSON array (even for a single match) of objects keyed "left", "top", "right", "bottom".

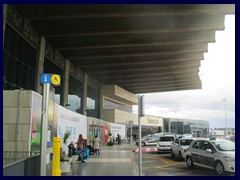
[
  {"left": 157, "top": 134, "right": 175, "bottom": 153},
  {"left": 136, "top": 134, "right": 160, "bottom": 146},
  {"left": 170, "top": 138, "right": 195, "bottom": 160},
  {"left": 185, "top": 139, "right": 235, "bottom": 175}
]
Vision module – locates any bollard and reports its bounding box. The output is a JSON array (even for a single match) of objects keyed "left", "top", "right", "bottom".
[{"left": 52, "top": 137, "right": 61, "bottom": 176}]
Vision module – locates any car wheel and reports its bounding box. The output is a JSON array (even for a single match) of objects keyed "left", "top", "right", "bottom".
[
  {"left": 170, "top": 149, "right": 175, "bottom": 158},
  {"left": 178, "top": 151, "right": 183, "bottom": 161},
  {"left": 215, "top": 161, "right": 225, "bottom": 175},
  {"left": 186, "top": 156, "right": 194, "bottom": 168}
]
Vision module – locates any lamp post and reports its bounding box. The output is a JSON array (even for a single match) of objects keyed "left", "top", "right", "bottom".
[{"left": 223, "top": 99, "right": 228, "bottom": 136}]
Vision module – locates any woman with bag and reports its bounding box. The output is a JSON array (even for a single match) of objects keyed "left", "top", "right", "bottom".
[
  {"left": 77, "top": 134, "right": 84, "bottom": 150},
  {"left": 93, "top": 135, "right": 101, "bottom": 155}
]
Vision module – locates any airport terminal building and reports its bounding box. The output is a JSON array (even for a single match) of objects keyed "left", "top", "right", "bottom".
[{"left": 3, "top": 4, "right": 233, "bottom": 175}]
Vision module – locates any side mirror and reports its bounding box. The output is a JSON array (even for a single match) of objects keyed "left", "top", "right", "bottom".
[{"left": 206, "top": 149, "right": 212, "bottom": 153}]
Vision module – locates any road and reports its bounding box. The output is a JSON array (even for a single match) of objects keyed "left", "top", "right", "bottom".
[{"left": 133, "top": 147, "right": 233, "bottom": 176}]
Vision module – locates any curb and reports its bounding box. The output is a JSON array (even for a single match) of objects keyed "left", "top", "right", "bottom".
[{"left": 132, "top": 147, "right": 157, "bottom": 153}]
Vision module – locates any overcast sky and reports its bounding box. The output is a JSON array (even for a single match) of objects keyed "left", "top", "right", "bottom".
[{"left": 133, "top": 15, "right": 235, "bottom": 129}]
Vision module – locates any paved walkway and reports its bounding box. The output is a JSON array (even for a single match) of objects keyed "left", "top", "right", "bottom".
[{"left": 62, "top": 144, "right": 140, "bottom": 176}]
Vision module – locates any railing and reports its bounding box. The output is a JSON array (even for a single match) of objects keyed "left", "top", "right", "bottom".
[
  {"left": 3, "top": 151, "right": 40, "bottom": 166},
  {"left": 3, "top": 154, "right": 40, "bottom": 176}
]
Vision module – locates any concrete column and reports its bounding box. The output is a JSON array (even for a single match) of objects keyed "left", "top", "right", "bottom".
[
  {"left": 62, "top": 59, "right": 70, "bottom": 108},
  {"left": 81, "top": 73, "right": 88, "bottom": 115},
  {"left": 99, "top": 85, "right": 104, "bottom": 119},
  {"left": 35, "top": 36, "right": 46, "bottom": 94},
  {"left": 3, "top": 4, "right": 8, "bottom": 44}
]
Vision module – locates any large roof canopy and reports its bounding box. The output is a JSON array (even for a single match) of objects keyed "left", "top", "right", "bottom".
[{"left": 13, "top": 4, "right": 235, "bottom": 94}]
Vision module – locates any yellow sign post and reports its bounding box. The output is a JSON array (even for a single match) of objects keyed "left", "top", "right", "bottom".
[{"left": 52, "top": 137, "right": 61, "bottom": 176}]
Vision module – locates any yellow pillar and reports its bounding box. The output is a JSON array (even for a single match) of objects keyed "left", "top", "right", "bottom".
[{"left": 52, "top": 137, "right": 61, "bottom": 176}]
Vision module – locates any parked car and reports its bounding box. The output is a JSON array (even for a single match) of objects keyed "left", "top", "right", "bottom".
[
  {"left": 185, "top": 139, "right": 235, "bottom": 175},
  {"left": 157, "top": 134, "right": 175, "bottom": 153},
  {"left": 225, "top": 135, "right": 235, "bottom": 142},
  {"left": 176, "top": 134, "right": 193, "bottom": 139},
  {"left": 170, "top": 138, "right": 195, "bottom": 160},
  {"left": 136, "top": 134, "right": 160, "bottom": 146}
]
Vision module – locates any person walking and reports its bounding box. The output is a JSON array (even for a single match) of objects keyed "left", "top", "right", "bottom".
[{"left": 93, "top": 135, "right": 101, "bottom": 155}]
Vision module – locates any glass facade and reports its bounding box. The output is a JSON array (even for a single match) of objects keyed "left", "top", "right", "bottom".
[
  {"left": 163, "top": 118, "right": 209, "bottom": 137},
  {"left": 68, "top": 75, "right": 82, "bottom": 113},
  {"left": 4, "top": 22, "right": 100, "bottom": 120},
  {"left": 44, "top": 57, "right": 63, "bottom": 105},
  {"left": 4, "top": 24, "right": 36, "bottom": 90},
  {"left": 87, "top": 86, "right": 100, "bottom": 118}
]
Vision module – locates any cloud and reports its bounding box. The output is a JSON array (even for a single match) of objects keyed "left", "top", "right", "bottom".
[{"left": 134, "top": 15, "right": 235, "bottom": 129}]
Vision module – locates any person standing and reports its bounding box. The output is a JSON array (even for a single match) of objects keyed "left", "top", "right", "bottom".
[
  {"left": 93, "top": 135, "right": 101, "bottom": 155},
  {"left": 77, "top": 134, "right": 84, "bottom": 150},
  {"left": 117, "top": 134, "right": 121, "bottom": 145}
]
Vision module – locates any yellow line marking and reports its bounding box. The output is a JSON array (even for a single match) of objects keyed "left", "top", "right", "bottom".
[
  {"left": 159, "top": 157, "right": 176, "bottom": 164},
  {"left": 155, "top": 162, "right": 184, "bottom": 169},
  {"left": 143, "top": 160, "right": 158, "bottom": 163},
  {"left": 145, "top": 156, "right": 158, "bottom": 159}
]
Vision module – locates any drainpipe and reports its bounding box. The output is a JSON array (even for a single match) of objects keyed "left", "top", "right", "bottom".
[{"left": 15, "top": 89, "right": 23, "bottom": 160}]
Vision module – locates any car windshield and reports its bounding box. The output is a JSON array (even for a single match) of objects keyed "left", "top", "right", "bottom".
[
  {"left": 212, "top": 140, "right": 235, "bottom": 151},
  {"left": 159, "top": 137, "right": 174, "bottom": 141},
  {"left": 180, "top": 139, "right": 193, "bottom": 146}
]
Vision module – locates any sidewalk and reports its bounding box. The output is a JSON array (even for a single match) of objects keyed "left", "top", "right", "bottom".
[{"left": 62, "top": 143, "right": 140, "bottom": 176}]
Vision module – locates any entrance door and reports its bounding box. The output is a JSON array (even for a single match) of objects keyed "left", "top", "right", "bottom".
[{"left": 90, "top": 126, "right": 103, "bottom": 145}]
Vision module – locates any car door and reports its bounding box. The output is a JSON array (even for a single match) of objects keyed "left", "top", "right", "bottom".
[
  {"left": 199, "top": 141, "right": 215, "bottom": 168},
  {"left": 191, "top": 141, "right": 203, "bottom": 164},
  {"left": 171, "top": 139, "right": 179, "bottom": 154},
  {"left": 145, "top": 136, "right": 154, "bottom": 145}
]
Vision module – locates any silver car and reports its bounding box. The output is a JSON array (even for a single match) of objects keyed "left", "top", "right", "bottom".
[
  {"left": 170, "top": 138, "right": 195, "bottom": 160},
  {"left": 185, "top": 139, "right": 235, "bottom": 175},
  {"left": 157, "top": 135, "right": 175, "bottom": 153}
]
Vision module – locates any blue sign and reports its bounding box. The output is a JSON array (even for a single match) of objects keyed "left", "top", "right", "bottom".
[{"left": 40, "top": 74, "right": 51, "bottom": 84}]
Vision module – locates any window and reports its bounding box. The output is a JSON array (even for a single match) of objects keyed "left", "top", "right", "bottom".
[
  {"left": 202, "top": 141, "right": 214, "bottom": 152},
  {"left": 68, "top": 75, "right": 82, "bottom": 113},
  {"left": 212, "top": 140, "right": 235, "bottom": 151},
  {"left": 180, "top": 139, "right": 193, "bottom": 146},
  {"left": 4, "top": 24, "right": 36, "bottom": 90},
  {"left": 192, "top": 141, "right": 203, "bottom": 149},
  {"left": 87, "top": 86, "right": 100, "bottom": 118},
  {"left": 159, "top": 136, "right": 174, "bottom": 141},
  {"left": 174, "top": 139, "right": 179, "bottom": 144},
  {"left": 44, "top": 58, "right": 63, "bottom": 105}
]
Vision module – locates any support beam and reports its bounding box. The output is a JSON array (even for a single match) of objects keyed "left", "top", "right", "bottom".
[
  {"left": 35, "top": 36, "right": 46, "bottom": 94},
  {"left": 81, "top": 73, "right": 88, "bottom": 115},
  {"left": 62, "top": 59, "right": 70, "bottom": 108},
  {"left": 3, "top": 4, "right": 8, "bottom": 44}
]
